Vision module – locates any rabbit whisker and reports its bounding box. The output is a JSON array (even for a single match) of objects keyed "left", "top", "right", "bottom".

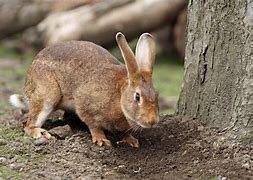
[
  {"left": 132, "top": 124, "right": 141, "bottom": 135},
  {"left": 123, "top": 124, "right": 136, "bottom": 135}
]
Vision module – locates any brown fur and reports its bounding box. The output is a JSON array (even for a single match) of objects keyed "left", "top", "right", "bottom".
[{"left": 13, "top": 33, "right": 159, "bottom": 147}]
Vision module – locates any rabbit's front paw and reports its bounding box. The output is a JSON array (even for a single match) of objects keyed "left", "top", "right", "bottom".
[
  {"left": 90, "top": 128, "right": 112, "bottom": 147},
  {"left": 117, "top": 133, "right": 139, "bottom": 148},
  {"left": 25, "top": 127, "right": 51, "bottom": 139},
  {"left": 92, "top": 136, "right": 112, "bottom": 147}
]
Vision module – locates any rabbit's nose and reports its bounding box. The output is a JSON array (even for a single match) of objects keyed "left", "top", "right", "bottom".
[
  {"left": 149, "top": 120, "right": 156, "bottom": 127},
  {"left": 147, "top": 117, "right": 159, "bottom": 128}
]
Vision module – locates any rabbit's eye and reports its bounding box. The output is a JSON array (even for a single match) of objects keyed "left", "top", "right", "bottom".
[{"left": 134, "top": 92, "right": 140, "bottom": 103}]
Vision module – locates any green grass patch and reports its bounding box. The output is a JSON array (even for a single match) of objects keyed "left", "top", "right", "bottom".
[
  {"left": 0, "top": 102, "right": 7, "bottom": 111},
  {"left": 0, "top": 127, "right": 29, "bottom": 143},
  {"left": 153, "top": 56, "right": 183, "bottom": 114},
  {"left": 0, "top": 165, "right": 22, "bottom": 180},
  {"left": 0, "top": 41, "right": 35, "bottom": 60},
  {"left": 0, "top": 127, "right": 31, "bottom": 158},
  {"left": 0, "top": 128, "right": 28, "bottom": 179},
  {"left": 153, "top": 54, "right": 183, "bottom": 100},
  {"left": 0, "top": 60, "right": 31, "bottom": 89},
  {"left": 0, "top": 127, "right": 46, "bottom": 179},
  {"left": 0, "top": 43, "right": 21, "bottom": 59},
  {"left": 0, "top": 41, "right": 35, "bottom": 109},
  {"left": 0, "top": 48, "right": 33, "bottom": 89}
]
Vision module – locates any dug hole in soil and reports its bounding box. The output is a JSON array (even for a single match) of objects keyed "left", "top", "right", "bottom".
[{"left": 0, "top": 109, "right": 252, "bottom": 179}]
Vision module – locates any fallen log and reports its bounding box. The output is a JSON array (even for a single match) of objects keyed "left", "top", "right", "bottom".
[
  {"left": 155, "top": 7, "right": 187, "bottom": 59},
  {"left": 50, "top": 0, "right": 99, "bottom": 12},
  {"left": 23, "top": 0, "right": 187, "bottom": 47},
  {"left": 173, "top": 7, "right": 187, "bottom": 59},
  {"left": 0, "top": 0, "right": 52, "bottom": 38},
  {"left": 0, "top": 0, "right": 100, "bottom": 38}
]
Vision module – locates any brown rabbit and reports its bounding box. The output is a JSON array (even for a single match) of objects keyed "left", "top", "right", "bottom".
[{"left": 9, "top": 32, "right": 159, "bottom": 147}]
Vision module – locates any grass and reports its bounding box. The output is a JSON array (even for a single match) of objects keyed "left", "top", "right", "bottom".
[
  {"left": 0, "top": 165, "right": 22, "bottom": 180},
  {"left": 0, "top": 61, "right": 30, "bottom": 90},
  {"left": 0, "top": 41, "right": 46, "bottom": 179},
  {"left": 0, "top": 102, "right": 7, "bottom": 111},
  {"left": 0, "top": 43, "right": 34, "bottom": 90},
  {"left": 153, "top": 54, "right": 183, "bottom": 97},
  {"left": 0, "top": 128, "right": 28, "bottom": 179},
  {"left": 0, "top": 42, "right": 34, "bottom": 110},
  {"left": 0, "top": 127, "right": 46, "bottom": 179},
  {"left": 0, "top": 127, "right": 31, "bottom": 160},
  {"left": 0, "top": 41, "right": 34, "bottom": 60},
  {"left": 0, "top": 127, "right": 29, "bottom": 143},
  {"left": 153, "top": 55, "right": 184, "bottom": 114}
]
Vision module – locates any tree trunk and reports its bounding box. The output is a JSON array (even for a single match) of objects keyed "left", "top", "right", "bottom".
[
  {"left": 177, "top": 0, "right": 252, "bottom": 143},
  {"left": 23, "top": 0, "right": 187, "bottom": 47}
]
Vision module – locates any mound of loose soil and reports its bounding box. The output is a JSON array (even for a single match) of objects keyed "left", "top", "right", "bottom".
[{"left": 0, "top": 109, "right": 252, "bottom": 179}]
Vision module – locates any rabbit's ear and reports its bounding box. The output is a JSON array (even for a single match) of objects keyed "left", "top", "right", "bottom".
[
  {"left": 135, "top": 33, "right": 156, "bottom": 74},
  {"left": 116, "top": 32, "right": 138, "bottom": 81}
]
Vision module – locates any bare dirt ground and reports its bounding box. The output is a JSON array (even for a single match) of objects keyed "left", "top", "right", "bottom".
[
  {"left": 0, "top": 107, "right": 252, "bottom": 179},
  {"left": 0, "top": 59, "right": 252, "bottom": 179}
]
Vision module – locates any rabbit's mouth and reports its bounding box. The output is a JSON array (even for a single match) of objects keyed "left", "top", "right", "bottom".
[
  {"left": 128, "top": 116, "right": 158, "bottom": 129},
  {"left": 122, "top": 110, "right": 146, "bottom": 128},
  {"left": 136, "top": 120, "right": 158, "bottom": 128},
  {"left": 136, "top": 121, "right": 150, "bottom": 128},
  {"left": 136, "top": 114, "right": 160, "bottom": 128},
  {"left": 121, "top": 105, "right": 158, "bottom": 128}
]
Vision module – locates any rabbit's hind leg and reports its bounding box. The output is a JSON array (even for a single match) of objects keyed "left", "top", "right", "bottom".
[
  {"left": 24, "top": 79, "right": 61, "bottom": 139},
  {"left": 24, "top": 100, "right": 54, "bottom": 139}
]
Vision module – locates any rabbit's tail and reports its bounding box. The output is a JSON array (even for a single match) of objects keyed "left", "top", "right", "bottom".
[{"left": 9, "top": 94, "right": 28, "bottom": 112}]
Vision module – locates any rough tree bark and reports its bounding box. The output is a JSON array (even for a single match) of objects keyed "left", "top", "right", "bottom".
[
  {"left": 177, "top": 0, "right": 252, "bottom": 143},
  {"left": 23, "top": 0, "right": 187, "bottom": 47}
]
